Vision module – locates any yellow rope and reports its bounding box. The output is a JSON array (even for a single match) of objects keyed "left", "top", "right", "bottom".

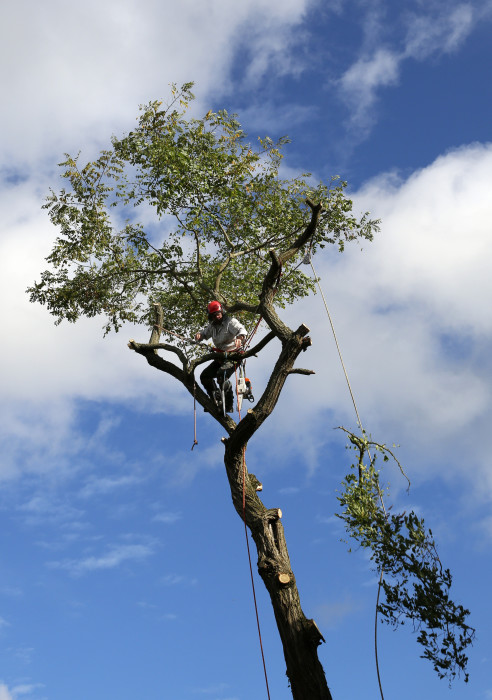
[{"left": 309, "top": 258, "right": 364, "bottom": 431}]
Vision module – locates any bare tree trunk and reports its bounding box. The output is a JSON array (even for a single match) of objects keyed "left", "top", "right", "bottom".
[
  {"left": 220, "top": 324, "right": 333, "bottom": 700},
  {"left": 223, "top": 444, "right": 333, "bottom": 700}
]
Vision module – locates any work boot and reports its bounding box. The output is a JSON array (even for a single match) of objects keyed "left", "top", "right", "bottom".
[{"left": 213, "top": 389, "right": 223, "bottom": 409}]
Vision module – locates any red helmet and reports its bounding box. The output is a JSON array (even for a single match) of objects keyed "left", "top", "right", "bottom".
[{"left": 207, "top": 301, "right": 222, "bottom": 314}]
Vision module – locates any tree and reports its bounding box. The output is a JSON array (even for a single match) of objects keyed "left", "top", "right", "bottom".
[{"left": 28, "top": 83, "right": 473, "bottom": 699}]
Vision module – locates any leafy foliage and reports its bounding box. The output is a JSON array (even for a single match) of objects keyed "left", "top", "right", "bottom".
[
  {"left": 28, "top": 82, "right": 379, "bottom": 341},
  {"left": 336, "top": 431, "right": 475, "bottom": 684}
]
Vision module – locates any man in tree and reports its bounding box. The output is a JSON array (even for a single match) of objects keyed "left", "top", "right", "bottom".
[{"left": 195, "top": 300, "right": 246, "bottom": 412}]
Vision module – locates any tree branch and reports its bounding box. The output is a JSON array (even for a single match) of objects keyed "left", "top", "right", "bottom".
[
  {"left": 229, "top": 323, "right": 313, "bottom": 450},
  {"left": 260, "top": 200, "right": 323, "bottom": 307},
  {"left": 129, "top": 340, "right": 189, "bottom": 368},
  {"left": 201, "top": 202, "right": 235, "bottom": 250},
  {"left": 213, "top": 252, "right": 232, "bottom": 297},
  {"left": 279, "top": 198, "right": 323, "bottom": 265},
  {"left": 128, "top": 339, "right": 187, "bottom": 383}
]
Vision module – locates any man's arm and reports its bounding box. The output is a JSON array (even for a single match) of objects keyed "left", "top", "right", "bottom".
[{"left": 195, "top": 323, "right": 211, "bottom": 342}]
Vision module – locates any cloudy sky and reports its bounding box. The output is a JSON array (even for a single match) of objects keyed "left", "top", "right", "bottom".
[{"left": 1, "top": 1, "right": 492, "bottom": 699}]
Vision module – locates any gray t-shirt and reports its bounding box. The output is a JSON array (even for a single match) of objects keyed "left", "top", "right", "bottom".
[{"left": 200, "top": 316, "right": 247, "bottom": 351}]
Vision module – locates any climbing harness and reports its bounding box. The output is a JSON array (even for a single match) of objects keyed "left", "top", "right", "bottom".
[{"left": 205, "top": 347, "right": 255, "bottom": 418}]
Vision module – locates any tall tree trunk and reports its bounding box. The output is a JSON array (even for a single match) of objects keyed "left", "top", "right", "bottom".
[
  {"left": 223, "top": 443, "right": 333, "bottom": 700},
  {"left": 220, "top": 323, "right": 332, "bottom": 699}
]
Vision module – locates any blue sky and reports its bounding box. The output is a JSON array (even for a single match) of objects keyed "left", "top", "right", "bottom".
[{"left": 1, "top": 1, "right": 492, "bottom": 699}]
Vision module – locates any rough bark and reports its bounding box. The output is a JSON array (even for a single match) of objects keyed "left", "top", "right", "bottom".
[
  {"left": 222, "top": 446, "right": 332, "bottom": 700},
  {"left": 222, "top": 323, "right": 332, "bottom": 700}
]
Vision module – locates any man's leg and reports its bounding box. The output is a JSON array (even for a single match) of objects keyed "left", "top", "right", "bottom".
[
  {"left": 223, "top": 364, "right": 236, "bottom": 412},
  {"left": 200, "top": 361, "right": 221, "bottom": 399}
]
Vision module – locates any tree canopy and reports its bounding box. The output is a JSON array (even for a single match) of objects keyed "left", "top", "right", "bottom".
[{"left": 28, "top": 82, "right": 377, "bottom": 340}]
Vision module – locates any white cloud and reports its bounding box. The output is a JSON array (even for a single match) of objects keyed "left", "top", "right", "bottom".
[
  {"left": 404, "top": 4, "right": 475, "bottom": 59},
  {"left": 18, "top": 494, "right": 84, "bottom": 527},
  {"left": 161, "top": 574, "right": 186, "bottom": 585},
  {"left": 0, "top": 0, "right": 316, "bottom": 166},
  {"left": 0, "top": 0, "right": 319, "bottom": 484},
  {"left": 152, "top": 511, "right": 182, "bottom": 524},
  {"left": 1, "top": 0, "right": 492, "bottom": 515},
  {"left": 315, "top": 595, "right": 359, "bottom": 628},
  {"left": 266, "top": 142, "right": 492, "bottom": 496},
  {"left": 79, "top": 474, "right": 141, "bottom": 499},
  {"left": 337, "top": 2, "right": 486, "bottom": 137},
  {"left": 338, "top": 48, "right": 401, "bottom": 129},
  {"left": 0, "top": 684, "right": 42, "bottom": 700},
  {"left": 192, "top": 682, "right": 231, "bottom": 695},
  {"left": 11, "top": 686, "right": 43, "bottom": 698},
  {"left": 48, "top": 541, "right": 155, "bottom": 576}
]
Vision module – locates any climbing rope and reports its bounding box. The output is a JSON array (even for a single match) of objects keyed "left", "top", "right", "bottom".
[
  {"left": 305, "top": 253, "right": 363, "bottom": 431},
  {"left": 191, "top": 381, "right": 198, "bottom": 450},
  {"left": 304, "top": 251, "right": 387, "bottom": 700},
  {"left": 235, "top": 370, "right": 271, "bottom": 700},
  {"left": 242, "top": 448, "right": 271, "bottom": 700}
]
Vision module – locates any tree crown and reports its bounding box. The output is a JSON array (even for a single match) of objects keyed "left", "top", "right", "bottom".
[{"left": 29, "top": 82, "right": 379, "bottom": 343}]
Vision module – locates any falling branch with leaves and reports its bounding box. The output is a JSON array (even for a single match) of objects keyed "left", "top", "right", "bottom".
[{"left": 336, "top": 430, "right": 475, "bottom": 684}]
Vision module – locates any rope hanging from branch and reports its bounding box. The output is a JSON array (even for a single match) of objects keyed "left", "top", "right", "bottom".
[
  {"left": 235, "top": 370, "right": 271, "bottom": 699},
  {"left": 304, "top": 251, "right": 387, "bottom": 700}
]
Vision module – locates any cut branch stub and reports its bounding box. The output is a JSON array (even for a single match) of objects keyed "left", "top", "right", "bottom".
[
  {"left": 295, "top": 323, "right": 310, "bottom": 337},
  {"left": 150, "top": 303, "right": 163, "bottom": 346},
  {"left": 248, "top": 473, "right": 263, "bottom": 492},
  {"left": 307, "top": 619, "right": 326, "bottom": 645}
]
